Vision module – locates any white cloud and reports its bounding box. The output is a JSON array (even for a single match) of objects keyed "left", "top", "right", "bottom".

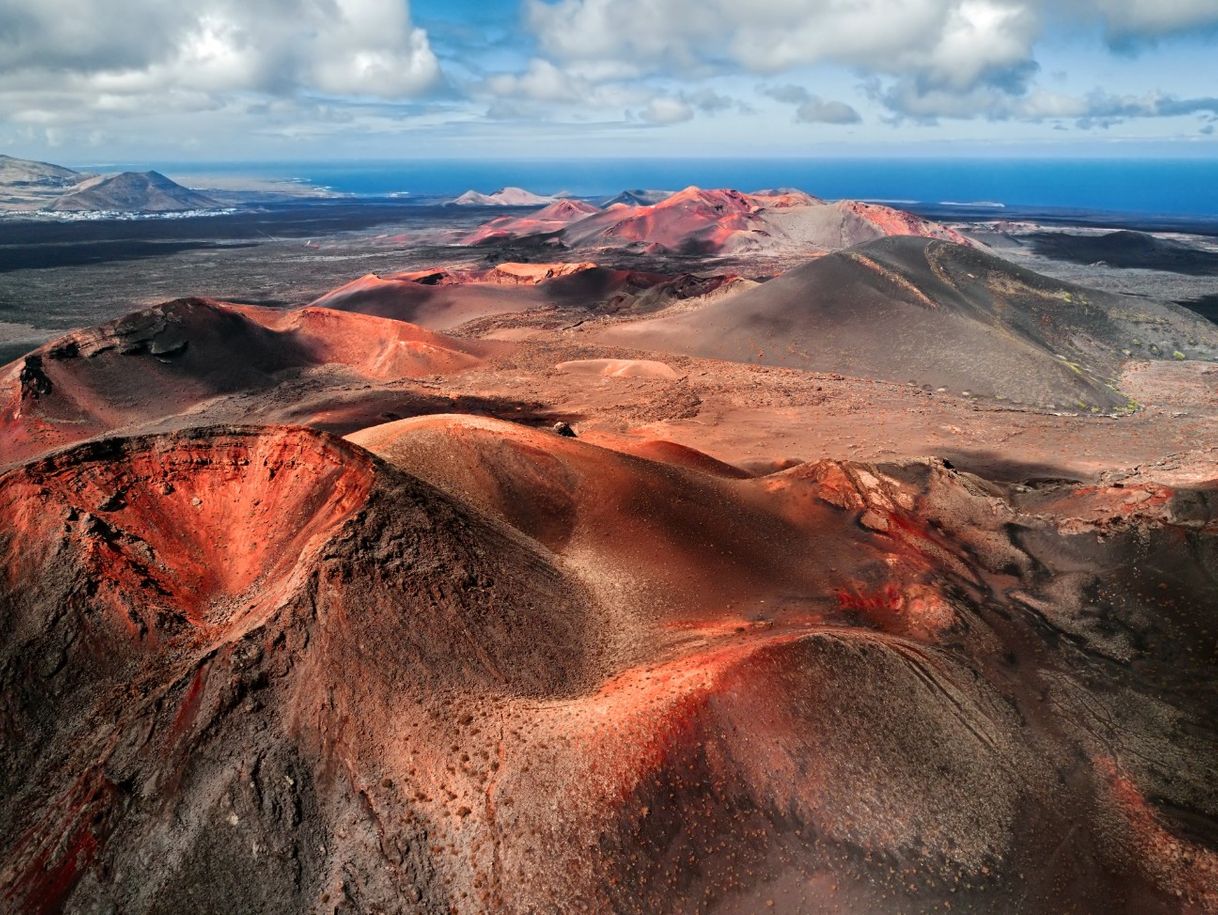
[
  {"left": 310, "top": 0, "right": 439, "bottom": 98},
  {"left": 486, "top": 59, "right": 583, "bottom": 102},
  {"left": 639, "top": 96, "right": 695, "bottom": 124},
  {"left": 524, "top": 0, "right": 1218, "bottom": 122},
  {"left": 481, "top": 58, "right": 657, "bottom": 122},
  {"left": 0, "top": 0, "right": 440, "bottom": 105},
  {"left": 526, "top": 0, "right": 1041, "bottom": 93},
  {"left": 0, "top": 0, "right": 445, "bottom": 155},
  {"left": 1, "top": 0, "right": 1215, "bottom": 155}
]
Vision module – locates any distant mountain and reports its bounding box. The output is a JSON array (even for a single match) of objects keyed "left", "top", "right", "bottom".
[
  {"left": 0, "top": 154, "right": 82, "bottom": 188},
  {"left": 462, "top": 185, "right": 970, "bottom": 255},
  {"left": 601, "top": 188, "right": 674, "bottom": 207},
  {"left": 46, "top": 171, "right": 220, "bottom": 213},
  {"left": 0, "top": 154, "right": 90, "bottom": 212},
  {"left": 449, "top": 187, "right": 555, "bottom": 207},
  {"left": 535, "top": 198, "right": 601, "bottom": 220},
  {"left": 462, "top": 198, "right": 602, "bottom": 245}
]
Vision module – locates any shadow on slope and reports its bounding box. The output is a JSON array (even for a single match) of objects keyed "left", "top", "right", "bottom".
[{"left": 600, "top": 236, "right": 1218, "bottom": 412}]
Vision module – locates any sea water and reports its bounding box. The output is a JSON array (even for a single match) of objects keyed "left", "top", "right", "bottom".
[{"left": 73, "top": 157, "right": 1218, "bottom": 220}]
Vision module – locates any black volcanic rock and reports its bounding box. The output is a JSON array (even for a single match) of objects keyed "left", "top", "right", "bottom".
[
  {"left": 1031, "top": 229, "right": 1218, "bottom": 276},
  {"left": 1180, "top": 293, "right": 1218, "bottom": 324}
]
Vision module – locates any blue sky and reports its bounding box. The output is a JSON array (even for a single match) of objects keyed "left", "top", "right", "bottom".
[{"left": 1, "top": 0, "right": 1216, "bottom": 161}]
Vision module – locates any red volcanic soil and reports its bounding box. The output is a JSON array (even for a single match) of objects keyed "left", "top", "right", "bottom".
[
  {"left": 833, "top": 199, "right": 971, "bottom": 245},
  {"left": 308, "top": 261, "right": 738, "bottom": 327},
  {"left": 1, "top": 427, "right": 374, "bottom": 628},
  {"left": 226, "top": 305, "right": 489, "bottom": 378},
  {"left": 562, "top": 186, "right": 764, "bottom": 254},
  {"left": 462, "top": 199, "right": 601, "bottom": 245},
  {"left": 3, "top": 418, "right": 1216, "bottom": 913},
  {"left": 481, "top": 260, "right": 599, "bottom": 284},
  {"left": 463, "top": 186, "right": 975, "bottom": 255},
  {"left": 0, "top": 425, "right": 602, "bottom": 913},
  {"left": 0, "top": 299, "right": 490, "bottom": 464},
  {"left": 308, "top": 272, "right": 546, "bottom": 329},
  {"left": 555, "top": 357, "right": 680, "bottom": 379},
  {"left": 348, "top": 414, "right": 900, "bottom": 618},
  {"left": 747, "top": 188, "right": 823, "bottom": 208},
  {"left": 578, "top": 433, "right": 754, "bottom": 478},
  {"left": 4, "top": 209, "right": 1218, "bottom": 913}
]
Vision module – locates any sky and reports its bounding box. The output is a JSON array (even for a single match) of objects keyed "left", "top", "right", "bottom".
[{"left": 1, "top": 0, "right": 1217, "bottom": 162}]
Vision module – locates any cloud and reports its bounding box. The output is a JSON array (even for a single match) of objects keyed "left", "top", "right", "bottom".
[
  {"left": 1089, "top": 0, "right": 1218, "bottom": 43},
  {"left": 483, "top": 58, "right": 747, "bottom": 124},
  {"left": 2, "top": 0, "right": 1216, "bottom": 156},
  {"left": 873, "top": 78, "right": 1218, "bottom": 125},
  {"left": 486, "top": 59, "right": 582, "bottom": 102},
  {"left": 639, "top": 96, "right": 695, "bottom": 125},
  {"left": 524, "top": 0, "right": 1218, "bottom": 123},
  {"left": 795, "top": 98, "right": 862, "bottom": 125},
  {"left": 680, "top": 88, "right": 742, "bottom": 115},
  {"left": 761, "top": 85, "right": 814, "bottom": 106},
  {"left": 526, "top": 0, "right": 1042, "bottom": 98},
  {"left": 1070, "top": 90, "right": 1218, "bottom": 128},
  {"left": 0, "top": 0, "right": 440, "bottom": 103},
  {"left": 760, "top": 85, "right": 861, "bottom": 124},
  {"left": 524, "top": 0, "right": 1218, "bottom": 73},
  {"left": 481, "top": 58, "right": 656, "bottom": 122},
  {"left": 633, "top": 89, "right": 751, "bottom": 124}
]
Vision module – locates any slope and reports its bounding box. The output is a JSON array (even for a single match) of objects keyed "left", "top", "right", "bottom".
[{"left": 600, "top": 236, "right": 1218, "bottom": 411}]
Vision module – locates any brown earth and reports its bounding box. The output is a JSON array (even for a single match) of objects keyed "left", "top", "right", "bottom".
[{"left": 2, "top": 213, "right": 1217, "bottom": 914}]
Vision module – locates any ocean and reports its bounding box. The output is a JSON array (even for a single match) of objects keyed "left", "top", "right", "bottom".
[{"left": 73, "top": 157, "right": 1218, "bottom": 221}]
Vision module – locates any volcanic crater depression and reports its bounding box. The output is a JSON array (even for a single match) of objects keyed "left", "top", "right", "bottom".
[{"left": 2, "top": 186, "right": 1218, "bottom": 914}]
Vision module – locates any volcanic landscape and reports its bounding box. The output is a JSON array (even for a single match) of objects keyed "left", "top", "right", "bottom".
[{"left": 3, "top": 186, "right": 1218, "bottom": 914}]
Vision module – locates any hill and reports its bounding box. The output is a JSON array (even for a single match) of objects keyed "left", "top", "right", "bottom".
[
  {"left": 449, "top": 186, "right": 555, "bottom": 206},
  {"left": 0, "top": 153, "right": 88, "bottom": 211},
  {"left": 600, "top": 236, "right": 1218, "bottom": 411},
  {"left": 5, "top": 417, "right": 1209, "bottom": 912},
  {"left": 0, "top": 153, "right": 81, "bottom": 187},
  {"left": 0, "top": 424, "right": 600, "bottom": 913},
  {"left": 0, "top": 299, "right": 490, "bottom": 463},
  {"left": 308, "top": 260, "right": 735, "bottom": 327},
  {"left": 600, "top": 188, "right": 674, "bottom": 207},
  {"left": 465, "top": 185, "right": 972, "bottom": 255},
  {"left": 462, "top": 197, "right": 602, "bottom": 244},
  {"left": 46, "top": 171, "right": 220, "bottom": 213},
  {"left": 1031, "top": 229, "right": 1218, "bottom": 276}
]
